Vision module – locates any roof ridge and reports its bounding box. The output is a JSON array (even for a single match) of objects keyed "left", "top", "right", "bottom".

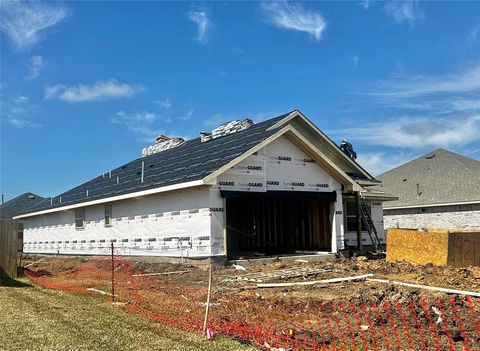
[
  {"left": 378, "top": 147, "right": 480, "bottom": 208},
  {"left": 378, "top": 148, "right": 480, "bottom": 178}
]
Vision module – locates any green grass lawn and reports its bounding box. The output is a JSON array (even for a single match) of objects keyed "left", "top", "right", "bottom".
[{"left": 0, "top": 278, "right": 255, "bottom": 351}]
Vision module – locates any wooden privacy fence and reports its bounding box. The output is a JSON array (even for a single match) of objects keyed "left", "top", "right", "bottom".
[
  {"left": 449, "top": 231, "right": 480, "bottom": 267},
  {"left": 387, "top": 228, "right": 480, "bottom": 267},
  {"left": 0, "top": 219, "right": 18, "bottom": 281}
]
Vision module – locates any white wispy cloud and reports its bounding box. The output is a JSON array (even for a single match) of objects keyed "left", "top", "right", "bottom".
[
  {"left": 359, "top": 64, "right": 480, "bottom": 122},
  {"left": 329, "top": 114, "right": 480, "bottom": 149},
  {"left": 346, "top": 63, "right": 480, "bottom": 172},
  {"left": 360, "top": 0, "right": 371, "bottom": 10},
  {"left": 450, "top": 98, "right": 480, "bottom": 112},
  {"left": 45, "top": 79, "right": 144, "bottom": 102},
  {"left": 1, "top": 95, "right": 41, "bottom": 128},
  {"left": 112, "top": 110, "right": 194, "bottom": 142},
  {"left": 341, "top": 63, "right": 480, "bottom": 167},
  {"left": 357, "top": 151, "right": 414, "bottom": 176},
  {"left": 27, "top": 55, "right": 45, "bottom": 79},
  {"left": 187, "top": 9, "right": 210, "bottom": 44},
  {"left": 156, "top": 98, "right": 172, "bottom": 110},
  {"left": 352, "top": 55, "right": 359, "bottom": 67},
  {"left": 469, "top": 24, "right": 479, "bottom": 43},
  {"left": 112, "top": 111, "right": 163, "bottom": 141},
  {"left": 181, "top": 108, "right": 194, "bottom": 120},
  {"left": 0, "top": 0, "right": 70, "bottom": 49},
  {"left": 384, "top": 0, "right": 421, "bottom": 26},
  {"left": 5, "top": 116, "right": 40, "bottom": 128},
  {"left": 260, "top": 1, "right": 327, "bottom": 41},
  {"left": 372, "top": 65, "right": 480, "bottom": 98},
  {"left": 154, "top": 100, "right": 194, "bottom": 121},
  {"left": 396, "top": 98, "right": 480, "bottom": 114}
]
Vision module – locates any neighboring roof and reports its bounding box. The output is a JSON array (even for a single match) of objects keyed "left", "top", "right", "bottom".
[
  {"left": 0, "top": 192, "right": 45, "bottom": 218},
  {"left": 17, "top": 110, "right": 379, "bottom": 218},
  {"left": 377, "top": 149, "right": 480, "bottom": 209}
]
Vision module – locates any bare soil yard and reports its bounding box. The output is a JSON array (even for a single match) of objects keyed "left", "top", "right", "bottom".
[{"left": 20, "top": 255, "right": 480, "bottom": 350}]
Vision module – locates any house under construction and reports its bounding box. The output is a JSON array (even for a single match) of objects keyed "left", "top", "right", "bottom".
[{"left": 14, "top": 110, "right": 395, "bottom": 259}]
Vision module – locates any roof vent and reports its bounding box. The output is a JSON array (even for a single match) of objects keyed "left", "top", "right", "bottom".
[
  {"left": 27, "top": 194, "right": 36, "bottom": 199},
  {"left": 426, "top": 154, "right": 436, "bottom": 159},
  {"left": 141, "top": 135, "right": 186, "bottom": 157},
  {"left": 201, "top": 118, "right": 254, "bottom": 143}
]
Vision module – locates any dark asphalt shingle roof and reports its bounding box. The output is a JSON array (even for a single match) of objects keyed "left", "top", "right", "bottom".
[
  {"left": 377, "top": 148, "right": 480, "bottom": 208},
  {"left": 0, "top": 192, "right": 45, "bottom": 218},
  {"left": 22, "top": 112, "right": 293, "bottom": 215}
]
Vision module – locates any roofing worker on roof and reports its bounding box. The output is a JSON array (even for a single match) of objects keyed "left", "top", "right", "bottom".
[{"left": 340, "top": 139, "right": 357, "bottom": 160}]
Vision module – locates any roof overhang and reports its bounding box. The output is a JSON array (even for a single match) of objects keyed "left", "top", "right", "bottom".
[
  {"left": 13, "top": 180, "right": 205, "bottom": 219},
  {"left": 384, "top": 200, "right": 480, "bottom": 210},
  {"left": 203, "top": 124, "right": 362, "bottom": 192},
  {"left": 356, "top": 179, "right": 382, "bottom": 186},
  {"left": 361, "top": 192, "right": 399, "bottom": 202}
]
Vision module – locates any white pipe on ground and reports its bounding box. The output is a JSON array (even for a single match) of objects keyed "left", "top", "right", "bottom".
[{"left": 366, "top": 278, "right": 480, "bottom": 298}]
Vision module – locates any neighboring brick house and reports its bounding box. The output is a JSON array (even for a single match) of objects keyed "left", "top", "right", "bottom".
[{"left": 377, "top": 149, "right": 480, "bottom": 230}]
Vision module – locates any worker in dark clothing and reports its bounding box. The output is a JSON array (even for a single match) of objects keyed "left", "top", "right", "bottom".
[{"left": 340, "top": 139, "right": 357, "bottom": 160}]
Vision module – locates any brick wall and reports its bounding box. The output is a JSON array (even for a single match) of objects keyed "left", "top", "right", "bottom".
[{"left": 384, "top": 203, "right": 480, "bottom": 230}]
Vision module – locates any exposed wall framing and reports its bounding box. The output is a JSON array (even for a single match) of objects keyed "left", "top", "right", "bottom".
[{"left": 225, "top": 194, "right": 332, "bottom": 256}]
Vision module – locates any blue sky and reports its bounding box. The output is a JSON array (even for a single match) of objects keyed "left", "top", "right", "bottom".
[{"left": 1, "top": 0, "right": 479, "bottom": 201}]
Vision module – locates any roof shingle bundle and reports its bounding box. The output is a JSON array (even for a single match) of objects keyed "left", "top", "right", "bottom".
[
  {"left": 141, "top": 138, "right": 185, "bottom": 157},
  {"left": 201, "top": 119, "right": 253, "bottom": 143}
]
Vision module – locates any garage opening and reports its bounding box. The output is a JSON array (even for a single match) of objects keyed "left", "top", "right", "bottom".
[{"left": 223, "top": 191, "right": 335, "bottom": 258}]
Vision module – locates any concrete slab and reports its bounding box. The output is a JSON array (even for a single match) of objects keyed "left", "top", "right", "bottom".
[{"left": 229, "top": 252, "right": 336, "bottom": 266}]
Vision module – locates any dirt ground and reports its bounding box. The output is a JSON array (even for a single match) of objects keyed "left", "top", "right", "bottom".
[
  {"left": 21, "top": 254, "right": 480, "bottom": 350},
  {"left": 118, "top": 255, "right": 480, "bottom": 301},
  {"left": 23, "top": 254, "right": 480, "bottom": 288}
]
